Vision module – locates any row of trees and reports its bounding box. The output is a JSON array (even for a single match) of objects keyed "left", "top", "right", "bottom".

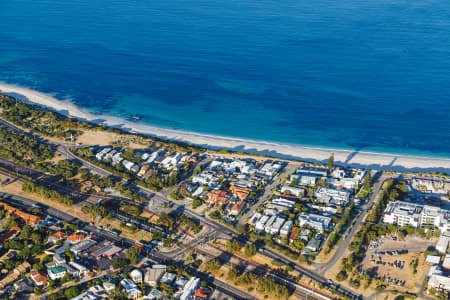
[
  {"left": 230, "top": 269, "right": 290, "bottom": 299},
  {"left": 81, "top": 204, "right": 109, "bottom": 219},
  {"left": 366, "top": 179, "right": 406, "bottom": 223},
  {"left": 324, "top": 204, "right": 356, "bottom": 254},
  {"left": 22, "top": 181, "right": 73, "bottom": 206}
]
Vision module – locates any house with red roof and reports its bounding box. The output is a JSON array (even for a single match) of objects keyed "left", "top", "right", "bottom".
[
  {"left": 67, "top": 233, "right": 85, "bottom": 244},
  {"left": 207, "top": 190, "right": 231, "bottom": 206},
  {"left": 30, "top": 270, "right": 48, "bottom": 287}
]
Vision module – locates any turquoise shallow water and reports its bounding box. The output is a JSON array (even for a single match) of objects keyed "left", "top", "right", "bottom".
[{"left": 0, "top": 0, "right": 449, "bottom": 157}]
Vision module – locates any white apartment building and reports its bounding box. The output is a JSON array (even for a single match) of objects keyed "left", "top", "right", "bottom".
[
  {"left": 270, "top": 217, "right": 286, "bottom": 235},
  {"left": 296, "top": 166, "right": 328, "bottom": 178},
  {"left": 298, "top": 213, "right": 332, "bottom": 232},
  {"left": 281, "top": 185, "right": 305, "bottom": 197},
  {"left": 315, "top": 187, "right": 351, "bottom": 206},
  {"left": 270, "top": 198, "right": 296, "bottom": 209},
  {"left": 280, "top": 220, "right": 293, "bottom": 237},
  {"left": 383, "top": 201, "right": 450, "bottom": 232},
  {"left": 255, "top": 215, "right": 270, "bottom": 232}
]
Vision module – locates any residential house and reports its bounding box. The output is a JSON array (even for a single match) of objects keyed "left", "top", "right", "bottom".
[
  {"left": 259, "top": 162, "right": 282, "bottom": 178},
  {"left": 48, "top": 266, "right": 66, "bottom": 280},
  {"left": 130, "top": 269, "right": 143, "bottom": 284},
  {"left": 120, "top": 278, "right": 142, "bottom": 299},
  {"left": 229, "top": 201, "right": 246, "bottom": 218},
  {"left": 436, "top": 233, "right": 450, "bottom": 253},
  {"left": 69, "top": 261, "right": 89, "bottom": 277},
  {"left": 280, "top": 220, "right": 293, "bottom": 237},
  {"left": 255, "top": 215, "right": 270, "bottom": 232},
  {"left": 48, "top": 231, "right": 67, "bottom": 244},
  {"left": 270, "top": 217, "right": 286, "bottom": 235},
  {"left": 264, "top": 215, "right": 277, "bottom": 234},
  {"left": 30, "top": 270, "right": 48, "bottom": 287},
  {"left": 230, "top": 185, "right": 252, "bottom": 200},
  {"left": 0, "top": 262, "right": 30, "bottom": 290},
  {"left": 148, "top": 288, "right": 163, "bottom": 300},
  {"left": 160, "top": 272, "right": 176, "bottom": 285},
  {"left": 304, "top": 234, "right": 323, "bottom": 253},
  {"left": 247, "top": 212, "right": 262, "bottom": 227},
  {"left": 67, "top": 232, "right": 86, "bottom": 244},
  {"left": 207, "top": 190, "right": 231, "bottom": 206},
  {"left": 137, "top": 164, "right": 150, "bottom": 177},
  {"left": 0, "top": 202, "right": 41, "bottom": 225},
  {"left": 144, "top": 266, "right": 166, "bottom": 286},
  {"left": 269, "top": 198, "right": 296, "bottom": 210},
  {"left": 0, "top": 226, "right": 21, "bottom": 246}
]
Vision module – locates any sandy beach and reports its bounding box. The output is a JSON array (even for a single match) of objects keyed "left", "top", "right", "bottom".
[{"left": 1, "top": 82, "right": 449, "bottom": 173}]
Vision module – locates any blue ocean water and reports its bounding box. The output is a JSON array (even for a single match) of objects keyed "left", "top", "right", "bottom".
[{"left": 0, "top": 0, "right": 449, "bottom": 157}]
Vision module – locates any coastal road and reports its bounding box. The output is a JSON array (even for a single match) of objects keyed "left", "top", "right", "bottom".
[
  {"left": 314, "top": 171, "right": 397, "bottom": 275},
  {"left": 1, "top": 116, "right": 363, "bottom": 299}
]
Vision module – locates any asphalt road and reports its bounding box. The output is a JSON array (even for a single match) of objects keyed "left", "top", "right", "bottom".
[
  {"left": 237, "top": 163, "right": 296, "bottom": 226},
  {"left": 314, "top": 172, "right": 396, "bottom": 275},
  {"left": 0, "top": 191, "right": 254, "bottom": 300},
  {"left": 1, "top": 117, "right": 362, "bottom": 299}
]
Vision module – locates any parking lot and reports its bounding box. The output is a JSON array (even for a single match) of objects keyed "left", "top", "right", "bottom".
[
  {"left": 362, "top": 235, "right": 434, "bottom": 291},
  {"left": 369, "top": 235, "right": 436, "bottom": 253}
]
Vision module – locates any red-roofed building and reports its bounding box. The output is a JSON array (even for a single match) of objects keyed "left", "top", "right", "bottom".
[
  {"left": 228, "top": 201, "right": 246, "bottom": 218},
  {"left": 229, "top": 186, "right": 252, "bottom": 200},
  {"left": 30, "top": 270, "right": 48, "bottom": 287},
  {"left": 67, "top": 233, "right": 85, "bottom": 244},
  {"left": 0, "top": 227, "right": 21, "bottom": 246},
  {"left": 207, "top": 190, "right": 230, "bottom": 206},
  {"left": 138, "top": 165, "right": 150, "bottom": 177},
  {"left": 0, "top": 202, "right": 41, "bottom": 225},
  {"left": 194, "top": 287, "right": 211, "bottom": 299},
  {"left": 289, "top": 227, "right": 301, "bottom": 243}
]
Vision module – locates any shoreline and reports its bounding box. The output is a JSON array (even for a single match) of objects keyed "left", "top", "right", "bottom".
[{"left": 0, "top": 82, "right": 449, "bottom": 173}]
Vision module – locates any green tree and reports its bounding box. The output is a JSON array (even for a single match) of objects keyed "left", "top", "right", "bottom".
[
  {"left": 33, "top": 287, "right": 42, "bottom": 296},
  {"left": 244, "top": 244, "right": 257, "bottom": 257},
  {"left": 363, "top": 171, "right": 372, "bottom": 190},
  {"left": 19, "top": 225, "right": 33, "bottom": 240},
  {"left": 228, "top": 268, "right": 239, "bottom": 281},
  {"left": 327, "top": 153, "right": 334, "bottom": 170},
  {"left": 126, "top": 247, "right": 141, "bottom": 265},
  {"left": 113, "top": 258, "right": 128, "bottom": 269},
  {"left": 61, "top": 272, "right": 73, "bottom": 284},
  {"left": 168, "top": 171, "right": 180, "bottom": 186},
  {"left": 33, "top": 263, "right": 44, "bottom": 271},
  {"left": 336, "top": 271, "right": 347, "bottom": 282},
  {"left": 31, "top": 232, "right": 42, "bottom": 244},
  {"left": 193, "top": 165, "right": 202, "bottom": 175},
  {"left": 226, "top": 239, "right": 242, "bottom": 253},
  {"left": 65, "top": 286, "right": 80, "bottom": 299},
  {"left": 204, "top": 259, "right": 221, "bottom": 271}
]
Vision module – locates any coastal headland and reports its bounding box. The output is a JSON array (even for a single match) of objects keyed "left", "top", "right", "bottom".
[{"left": 1, "top": 82, "right": 449, "bottom": 174}]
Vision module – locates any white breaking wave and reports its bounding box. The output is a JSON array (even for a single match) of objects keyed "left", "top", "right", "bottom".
[{"left": 0, "top": 82, "right": 449, "bottom": 173}]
